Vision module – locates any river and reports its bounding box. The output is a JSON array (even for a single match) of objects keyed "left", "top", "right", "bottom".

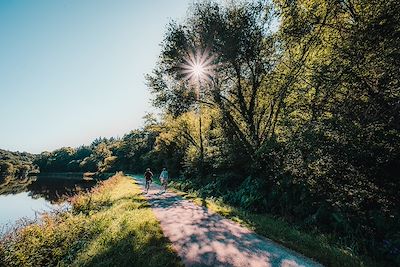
[{"left": 0, "top": 174, "right": 97, "bottom": 229}]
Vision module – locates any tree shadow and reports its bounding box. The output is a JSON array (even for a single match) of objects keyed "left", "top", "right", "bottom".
[
  {"left": 141, "top": 188, "right": 321, "bottom": 267},
  {"left": 75, "top": 221, "right": 183, "bottom": 267}
]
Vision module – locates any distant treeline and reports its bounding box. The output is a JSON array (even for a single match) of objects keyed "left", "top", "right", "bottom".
[
  {"left": 0, "top": 149, "right": 37, "bottom": 180},
  {"left": 33, "top": 125, "right": 161, "bottom": 175}
]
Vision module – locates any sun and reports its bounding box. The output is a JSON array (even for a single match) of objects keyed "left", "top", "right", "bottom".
[
  {"left": 180, "top": 48, "right": 216, "bottom": 84},
  {"left": 192, "top": 63, "right": 205, "bottom": 77}
]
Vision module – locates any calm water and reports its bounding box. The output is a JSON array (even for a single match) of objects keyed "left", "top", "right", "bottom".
[{"left": 0, "top": 174, "right": 97, "bottom": 228}]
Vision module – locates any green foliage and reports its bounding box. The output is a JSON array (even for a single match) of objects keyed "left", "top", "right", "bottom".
[
  {"left": 224, "top": 176, "right": 267, "bottom": 212},
  {"left": 0, "top": 214, "right": 100, "bottom": 267},
  {"left": 144, "top": 0, "right": 400, "bottom": 265},
  {"left": 0, "top": 149, "right": 36, "bottom": 180}
]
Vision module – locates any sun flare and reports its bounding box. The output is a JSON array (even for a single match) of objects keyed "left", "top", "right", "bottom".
[{"left": 180, "top": 49, "right": 216, "bottom": 84}]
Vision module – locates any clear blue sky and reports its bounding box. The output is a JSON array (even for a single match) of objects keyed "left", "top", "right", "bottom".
[{"left": 0, "top": 0, "right": 192, "bottom": 153}]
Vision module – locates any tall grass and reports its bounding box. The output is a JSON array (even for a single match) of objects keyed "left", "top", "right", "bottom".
[{"left": 0, "top": 173, "right": 182, "bottom": 267}]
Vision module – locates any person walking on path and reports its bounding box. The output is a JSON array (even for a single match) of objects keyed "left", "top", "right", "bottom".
[
  {"left": 159, "top": 167, "right": 169, "bottom": 193},
  {"left": 144, "top": 168, "right": 153, "bottom": 193}
]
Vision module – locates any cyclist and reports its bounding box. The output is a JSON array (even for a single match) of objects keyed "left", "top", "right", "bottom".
[
  {"left": 159, "top": 167, "right": 169, "bottom": 193},
  {"left": 144, "top": 168, "right": 153, "bottom": 193}
]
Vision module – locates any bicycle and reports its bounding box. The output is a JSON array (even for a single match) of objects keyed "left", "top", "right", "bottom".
[
  {"left": 160, "top": 178, "right": 168, "bottom": 193},
  {"left": 145, "top": 179, "right": 152, "bottom": 193}
]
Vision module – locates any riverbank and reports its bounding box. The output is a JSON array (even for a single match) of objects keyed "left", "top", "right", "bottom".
[
  {"left": 38, "top": 172, "right": 114, "bottom": 180},
  {"left": 0, "top": 173, "right": 181, "bottom": 267}
]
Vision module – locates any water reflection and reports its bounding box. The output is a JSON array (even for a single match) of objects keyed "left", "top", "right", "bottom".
[
  {"left": 0, "top": 174, "right": 98, "bottom": 227},
  {"left": 27, "top": 175, "right": 97, "bottom": 203},
  {"left": 0, "top": 192, "right": 65, "bottom": 227}
]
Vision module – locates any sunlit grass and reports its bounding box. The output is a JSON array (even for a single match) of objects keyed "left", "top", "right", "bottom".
[{"left": 0, "top": 173, "right": 182, "bottom": 267}]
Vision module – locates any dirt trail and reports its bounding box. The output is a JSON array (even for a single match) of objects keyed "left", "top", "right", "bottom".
[{"left": 133, "top": 177, "right": 323, "bottom": 267}]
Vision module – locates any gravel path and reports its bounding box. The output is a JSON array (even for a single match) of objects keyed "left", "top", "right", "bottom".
[{"left": 132, "top": 177, "right": 323, "bottom": 267}]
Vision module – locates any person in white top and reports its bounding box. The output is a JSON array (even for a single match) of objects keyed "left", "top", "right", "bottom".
[{"left": 159, "top": 167, "right": 169, "bottom": 193}]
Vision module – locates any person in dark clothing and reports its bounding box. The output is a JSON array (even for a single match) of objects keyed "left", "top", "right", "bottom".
[{"left": 144, "top": 168, "right": 153, "bottom": 193}]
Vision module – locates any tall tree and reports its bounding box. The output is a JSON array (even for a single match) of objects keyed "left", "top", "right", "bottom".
[{"left": 147, "top": 1, "right": 278, "bottom": 169}]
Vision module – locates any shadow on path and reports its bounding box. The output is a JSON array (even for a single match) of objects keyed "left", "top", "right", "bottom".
[{"left": 131, "top": 176, "right": 323, "bottom": 267}]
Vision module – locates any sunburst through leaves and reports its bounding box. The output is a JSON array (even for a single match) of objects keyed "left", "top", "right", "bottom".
[{"left": 180, "top": 48, "right": 216, "bottom": 85}]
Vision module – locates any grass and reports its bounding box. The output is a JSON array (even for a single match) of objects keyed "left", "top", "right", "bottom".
[
  {"left": 167, "top": 180, "right": 381, "bottom": 267},
  {"left": 0, "top": 173, "right": 182, "bottom": 267}
]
